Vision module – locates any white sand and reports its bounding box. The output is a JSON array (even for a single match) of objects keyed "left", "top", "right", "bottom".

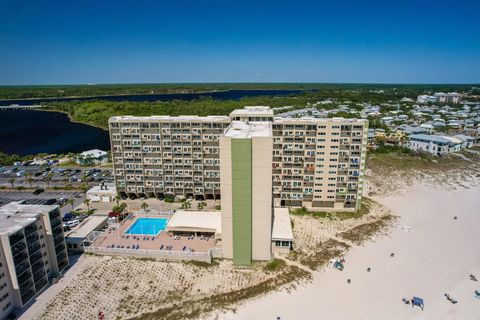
[{"left": 224, "top": 183, "right": 480, "bottom": 320}]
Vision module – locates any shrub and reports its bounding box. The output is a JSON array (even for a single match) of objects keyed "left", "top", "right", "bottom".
[
  {"left": 164, "top": 195, "right": 175, "bottom": 203},
  {"left": 265, "top": 259, "right": 285, "bottom": 271}
]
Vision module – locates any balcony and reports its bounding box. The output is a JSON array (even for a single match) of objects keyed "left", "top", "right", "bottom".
[
  {"left": 35, "top": 278, "right": 48, "bottom": 292},
  {"left": 33, "top": 268, "right": 46, "bottom": 284},
  {"left": 51, "top": 218, "right": 62, "bottom": 230},
  {"left": 52, "top": 226, "right": 63, "bottom": 239},
  {"left": 21, "top": 287, "right": 36, "bottom": 305},
  {"left": 17, "top": 269, "right": 33, "bottom": 288},
  {"left": 9, "top": 233, "right": 25, "bottom": 246},
  {"left": 24, "top": 224, "right": 38, "bottom": 238},
  {"left": 54, "top": 237, "right": 65, "bottom": 250},
  {"left": 14, "top": 251, "right": 29, "bottom": 266},
  {"left": 29, "top": 252, "right": 43, "bottom": 266},
  {"left": 11, "top": 242, "right": 27, "bottom": 256},
  {"left": 32, "top": 260, "right": 45, "bottom": 277},
  {"left": 58, "top": 260, "right": 69, "bottom": 272},
  {"left": 26, "top": 232, "right": 40, "bottom": 245},
  {"left": 56, "top": 250, "right": 67, "bottom": 263},
  {"left": 49, "top": 210, "right": 61, "bottom": 222}
]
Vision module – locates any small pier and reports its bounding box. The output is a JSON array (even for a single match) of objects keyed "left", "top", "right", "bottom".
[{"left": 0, "top": 104, "right": 44, "bottom": 110}]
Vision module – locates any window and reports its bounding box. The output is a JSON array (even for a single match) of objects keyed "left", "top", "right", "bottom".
[{"left": 275, "top": 240, "right": 290, "bottom": 247}]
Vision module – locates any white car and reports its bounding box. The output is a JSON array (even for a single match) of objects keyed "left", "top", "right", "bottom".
[{"left": 63, "top": 220, "right": 80, "bottom": 228}]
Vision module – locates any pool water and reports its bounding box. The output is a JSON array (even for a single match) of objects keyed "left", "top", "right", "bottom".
[{"left": 124, "top": 218, "right": 168, "bottom": 236}]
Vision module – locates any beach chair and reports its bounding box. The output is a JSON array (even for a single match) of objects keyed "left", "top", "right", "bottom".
[
  {"left": 474, "top": 289, "right": 480, "bottom": 299},
  {"left": 411, "top": 296, "right": 424, "bottom": 310}
]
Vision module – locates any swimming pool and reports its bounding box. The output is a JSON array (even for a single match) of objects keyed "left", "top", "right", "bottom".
[{"left": 124, "top": 217, "right": 168, "bottom": 236}]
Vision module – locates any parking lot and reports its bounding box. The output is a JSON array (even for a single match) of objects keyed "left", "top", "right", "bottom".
[
  {"left": 0, "top": 164, "right": 113, "bottom": 189},
  {"left": 0, "top": 190, "right": 86, "bottom": 215}
]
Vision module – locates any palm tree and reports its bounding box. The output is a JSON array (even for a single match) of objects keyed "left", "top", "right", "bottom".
[
  {"left": 114, "top": 195, "right": 121, "bottom": 207},
  {"left": 67, "top": 199, "right": 75, "bottom": 210},
  {"left": 141, "top": 202, "right": 148, "bottom": 212},
  {"left": 44, "top": 173, "right": 53, "bottom": 188},
  {"left": 24, "top": 172, "right": 33, "bottom": 188},
  {"left": 26, "top": 177, "right": 33, "bottom": 188},
  {"left": 8, "top": 178, "right": 15, "bottom": 188},
  {"left": 83, "top": 198, "right": 91, "bottom": 211}
]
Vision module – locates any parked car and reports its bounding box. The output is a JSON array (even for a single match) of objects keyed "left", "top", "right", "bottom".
[
  {"left": 62, "top": 212, "right": 76, "bottom": 222},
  {"left": 32, "top": 188, "right": 44, "bottom": 195},
  {"left": 76, "top": 214, "right": 89, "bottom": 221},
  {"left": 63, "top": 219, "right": 80, "bottom": 228},
  {"left": 43, "top": 199, "right": 57, "bottom": 205}
]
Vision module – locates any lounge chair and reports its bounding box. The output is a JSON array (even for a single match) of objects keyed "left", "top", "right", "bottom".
[
  {"left": 160, "top": 245, "right": 164, "bottom": 250},
  {"left": 182, "top": 246, "right": 186, "bottom": 251}
]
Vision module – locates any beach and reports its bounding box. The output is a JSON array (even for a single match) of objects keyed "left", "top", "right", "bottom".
[{"left": 223, "top": 183, "right": 480, "bottom": 320}]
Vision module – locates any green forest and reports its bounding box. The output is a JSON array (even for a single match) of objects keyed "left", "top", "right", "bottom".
[
  {"left": 40, "top": 84, "right": 478, "bottom": 129},
  {"left": 0, "top": 82, "right": 476, "bottom": 99}
]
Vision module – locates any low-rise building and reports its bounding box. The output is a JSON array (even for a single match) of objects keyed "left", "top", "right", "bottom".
[
  {"left": 408, "top": 134, "right": 462, "bottom": 156},
  {"left": 76, "top": 149, "right": 108, "bottom": 165},
  {"left": 86, "top": 183, "right": 117, "bottom": 203},
  {"left": 453, "top": 134, "right": 475, "bottom": 148},
  {"left": 0, "top": 202, "right": 68, "bottom": 319},
  {"left": 271, "top": 208, "right": 293, "bottom": 257},
  {"left": 65, "top": 216, "right": 108, "bottom": 253},
  {"left": 416, "top": 95, "right": 436, "bottom": 104}
]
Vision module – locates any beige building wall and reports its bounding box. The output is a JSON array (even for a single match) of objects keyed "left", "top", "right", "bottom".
[
  {"left": 251, "top": 136, "right": 273, "bottom": 261},
  {"left": 219, "top": 136, "right": 233, "bottom": 259},
  {"left": 0, "top": 236, "right": 16, "bottom": 315}
]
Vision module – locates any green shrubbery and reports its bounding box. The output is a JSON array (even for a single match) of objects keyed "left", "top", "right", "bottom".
[
  {"left": 164, "top": 194, "right": 175, "bottom": 203},
  {"left": 265, "top": 259, "right": 285, "bottom": 271}
]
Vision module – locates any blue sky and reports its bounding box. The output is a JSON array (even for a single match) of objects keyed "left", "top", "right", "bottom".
[{"left": 0, "top": 0, "right": 479, "bottom": 85}]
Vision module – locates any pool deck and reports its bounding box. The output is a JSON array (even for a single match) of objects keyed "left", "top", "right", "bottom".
[{"left": 90, "top": 214, "right": 217, "bottom": 253}]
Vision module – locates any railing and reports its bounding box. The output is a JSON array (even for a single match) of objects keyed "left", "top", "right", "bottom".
[{"left": 84, "top": 246, "right": 212, "bottom": 263}]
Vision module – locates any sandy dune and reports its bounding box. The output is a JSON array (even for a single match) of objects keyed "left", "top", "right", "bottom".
[{"left": 224, "top": 183, "right": 480, "bottom": 320}]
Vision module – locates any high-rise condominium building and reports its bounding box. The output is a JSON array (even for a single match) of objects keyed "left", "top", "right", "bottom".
[
  {"left": 0, "top": 202, "right": 69, "bottom": 319},
  {"left": 109, "top": 106, "right": 368, "bottom": 212},
  {"left": 220, "top": 121, "right": 273, "bottom": 265}
]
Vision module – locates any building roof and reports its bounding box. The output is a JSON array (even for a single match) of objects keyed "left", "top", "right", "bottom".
[
  {"left": 409, "top": 134, "right": 461, "bottom": 144},
  {"left": 0, "top": 202, "right": 57, "bottom": 235},
  {"left": 272, "top": 208, "right": 293, "bottom": 241},
  {"left": 65, "top": 216, "right": 108, "bottom": 239},
  {"left": 166, "top": 210, "right": 221, "bottom": 235},
  {"left": 224, "top": 121, "right": 272, "bottom": 138},
  {"left": 109, "top": 115, "right": 230, "bottom": 123},
  {"left": 87, "top": 183, "right": 117, "bottom": 195},
  {"left": 229, "top": 106, "right": 274, "bottom": 117},
  {"left": 80, "top": 149, "right": 107, "bottom": 158},
  {"left": 453, "top": 134, "right": 475, "bottom": 142}
]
